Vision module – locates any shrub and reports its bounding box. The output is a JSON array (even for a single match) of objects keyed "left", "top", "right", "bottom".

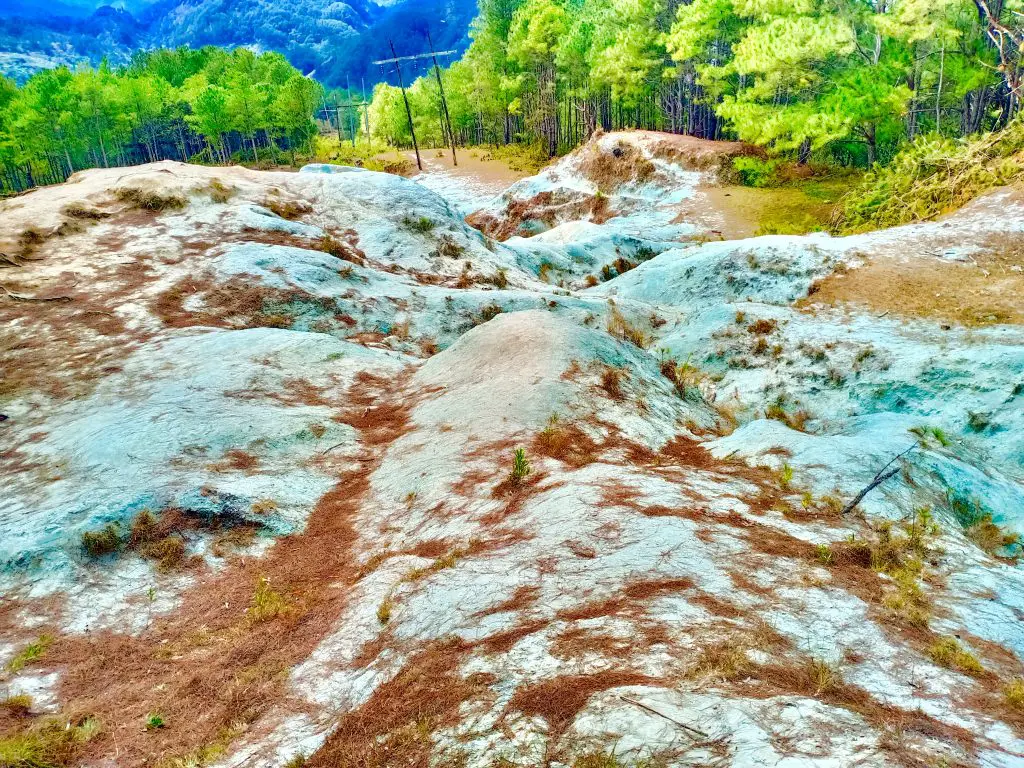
[
  {"left": 599, "top": 367, "right": 625, "bottom": 400},
  {"left": 732, "top": 156, "right": 786, "bottom": 187},
  {"left": 809, "top": 658, "right": 842, "bottom": 694},
  {"left": 948, "top": 491, "right": 1020, "bottom": 556},
  {"left": 402, "top": 216, "right": 436, "bottom": 233},
  {"left": 263, "top": 198, "right": 312, "bottom": 220},
  {"left": 928, "top": 636, "right": 984, "bottom": 676},
  {"left": 376, "top": 596, "right": 394, "bottom": 625},
  {"left": 436, "top": 234, "right": 463, "bottom": 258},
  {"left": 489, "top": 268, "right": 509, "bottom": 289},
  {"left": 476, "top": 303, "right": 503, "bottom": 324},
  {"left": 509, "top": 448, "right": 531, "bottom": 484},
  {"left": 81, "top": 523, "right": 123, "bottom": 558},
  {"left": 204, "top": 179, "right": 234, "bottom": 204},
  {"left": 910, "top": 425, "right": 950, "bottom": 447},
  {"left": 606, "top": 307, "right": 649, "bottom": 348},
  {"left": 145, "top": 712, "right": 166, "bottom": 730},
  {"left": 747, "top": 318, "right": 778, "bottom": 335},
  {"left": 317, "top": 235, "right": 364, "bottom": 265},
  {"left": 115, "top": 186, "right": 187, "bottom": 211},
  {"left": 139, "top": 536, "right": 188, "bottom": 571},
  {"left": 778, "top": 463, "right": 794, "bottom": 490}
]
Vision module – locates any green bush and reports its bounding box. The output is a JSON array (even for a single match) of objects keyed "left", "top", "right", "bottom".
[{"left": 732, "top": 156, "right": 785, "bottom": 188}]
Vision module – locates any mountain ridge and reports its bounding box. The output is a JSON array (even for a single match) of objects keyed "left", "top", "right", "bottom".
[{"left": 0, "top": 0, "right": 477, "bottom": 86}]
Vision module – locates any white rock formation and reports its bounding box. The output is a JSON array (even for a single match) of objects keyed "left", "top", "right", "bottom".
[{"left": 0, "top": 134, "right": 1022, "bottom": 768}]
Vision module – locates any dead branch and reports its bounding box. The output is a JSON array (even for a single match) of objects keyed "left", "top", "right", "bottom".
[
  {"left": 0, "top": 285, "right": 72, "bottom": 303},
  {"left": 618, "top": 694, "right": 709, "bottom": 739},
  {"left": 841, "top": 444, "right": 917, "bottom": 516},
  {"left": 0, "top": 285, "right": 71, "bottom": 302}
]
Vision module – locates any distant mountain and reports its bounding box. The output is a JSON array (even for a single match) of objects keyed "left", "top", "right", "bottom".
[{"left": 0, "top": 0, "right": 477, "bottom": 86}]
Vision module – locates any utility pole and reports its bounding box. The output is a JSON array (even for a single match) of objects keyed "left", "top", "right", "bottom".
[
  {"left": 332, "top": 97, "right": 343, "bottom": 144},
  {"left": 373, "top": 43, "right": 458, "bottom": 172},
  {"left": 381, "top": 40, "right": 421, "bottom": 170},
  {"left": 345, "top": 75, "right": 357, "bottom": 148},
  {"left": 361, "top": 77, "right": 370, "bottom": 137},
  {"left": 427, "top": 30, "right": 458, "bottom": 166}
]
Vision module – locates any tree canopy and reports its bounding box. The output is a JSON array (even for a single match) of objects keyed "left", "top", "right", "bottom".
[
  {"left": 368, "top": 0, "right": 1021, "bottom": 168},
  {"left": 0, "top": 46, "right": 323, "bottom": 192}
]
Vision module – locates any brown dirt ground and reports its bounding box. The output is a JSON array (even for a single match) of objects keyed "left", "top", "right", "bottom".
[{"left": 799, "top": 235, "right": 1024, "bottom": 327}]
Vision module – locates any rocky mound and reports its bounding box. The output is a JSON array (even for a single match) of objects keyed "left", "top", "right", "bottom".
[{"left": 1, "top": 142, "right": 1023, "bottom": 768}]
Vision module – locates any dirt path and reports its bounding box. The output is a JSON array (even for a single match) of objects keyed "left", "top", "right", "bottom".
[{"left": 401, "top": 148, "right": 536, "bottom": 215}]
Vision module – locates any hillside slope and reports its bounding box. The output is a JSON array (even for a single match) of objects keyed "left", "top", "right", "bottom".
[
  {"left": 1, "top": 134, "right": 1023, "bottom": 767},
  {"left": 0, "top": 0, "right": 476, "bottom": 85}
]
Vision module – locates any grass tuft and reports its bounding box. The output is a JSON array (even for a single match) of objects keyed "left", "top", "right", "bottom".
[
  {"left": 928, "top": 636, "right": 985, "bottom": 677},
  {"left": 246, "top": 577, "right": 287, "bottom": 623}
]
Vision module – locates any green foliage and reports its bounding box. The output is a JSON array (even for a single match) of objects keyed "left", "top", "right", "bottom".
[
  {"left": 510, "top": 448, "right": 532, "bottom": 483},
  {"left": 0, "top": 716, "right": 99, "bottom": 768},
  {"left": 732, "top": 156, "right": 784, "bottom": 187},
  {"left": 402, "top": 216, "right": 437, "bottom": 233},
  {"left": 246, "top": 577, "right": 287, "bottom": 623},
  {"left": 6, "top": 635, "right": 53, "bottom": 674},
  {"left": 0, "top": 46, "right": 324, "bottom": 193},
  {"left": 145, "top": 712, "right": 166, "bottom": 731},
  {"left": 80, "top": 523, "right": 123, "bottom": 558},
  {"left": 838, "top": 120, "right": 1024, "bottom": 231}
]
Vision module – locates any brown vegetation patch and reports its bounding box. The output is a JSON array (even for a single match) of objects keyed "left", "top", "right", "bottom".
[
  {"left": 479, "top": 618, "right": 552, "bottom": 655},
  {"left": 307, "top": 638, "right": 493, "bottom": 768},
  {"left": 533, "top": 418, "right": 601, "bottom": 468},
  {"left": 747, "top": 662, "right": 979, "bottom": 764},
  {"left": 505, "top": 671, "right": 657, "bottom": 744},
  {"left": 578, "top": 140, "right": 657, "bottom": 193},
  {"left": 689, "top": 592, "right": 745, "bottom": 619},
  {"left": 208, "top": 448, "right": 260, "bottom": 473},
  {"left": 474, "top": 586, "right": 542, "bottom": 618},
  {"left": 550, "top": 626, "right": 636, "bottom": 660},
  {"left": 797, "top": 237, "right": 1024, "bottom": 327},
  {"left": 153, "top": 272, "right": 335, "bottom": 330},
  {"left": 466, "top": 191, "right": 556, "bottom": 241}
]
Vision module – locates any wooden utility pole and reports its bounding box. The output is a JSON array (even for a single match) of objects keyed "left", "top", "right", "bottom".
[
  {"left": 346, "top": 75, "right": 358, "bottom": 148},
  {"left": 373, "top": 43, "right": 458, "bottom": 172},
  {"left": 361, "top": 78, "right": 370, "bottom": 136},
  {"left": 381, "top": 40, "right": 421, "bottom": 170},
  {"left": 332, "top": 98, "right": 343, "bottom": 144},
  {"left": 427, "top": 30, "right": 458, "bottom": 166}
]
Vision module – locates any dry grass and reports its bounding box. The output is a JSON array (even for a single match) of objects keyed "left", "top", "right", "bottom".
[
  {"left": 599, "top": 366, "right": 626, "bottom": 401},
  {"left": 115, "top": 186, "right": 187, "bottom": 212},
  {"left": 306, "top": 639, "right": 491, "bottom": 768},
  {"left": 263, "top": 198, "right": 312, "bottom": 221},
  {"left": 0, "top": 715, "right": 100, "bottom": 767},
  {"left": 61, "top": 202, "right": 111, "bottom": 220},
  {"left": 534, "top": 415, "right": 600, "bottom": 468},
  {"left": 577, "top": 140, "right": 657, "bottom": 193},
  {"left": 606, "top": 307, "right": 649, "bottom": 348},
  {"left": 505, "top": 671, "right": 655, "bottom": 744}
]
